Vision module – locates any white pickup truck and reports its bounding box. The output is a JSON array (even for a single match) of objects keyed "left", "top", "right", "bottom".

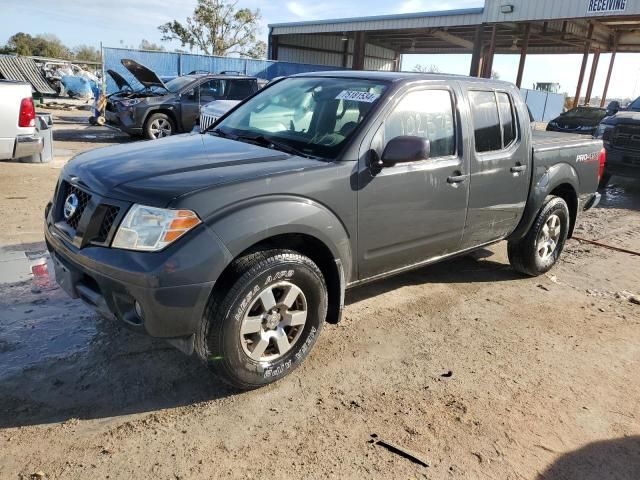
[{"left": 0, "top": 80, "right": 43, "bottom": 161}]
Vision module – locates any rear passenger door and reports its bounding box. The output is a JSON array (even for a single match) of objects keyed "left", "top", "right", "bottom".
[
  {"left": 357, "top": 84, "right": 469, "bottom": 279},
  {"left": 461, "top": 88, "right": 530, "bottom": 248}
]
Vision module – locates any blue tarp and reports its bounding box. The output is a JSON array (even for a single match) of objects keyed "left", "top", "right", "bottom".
[
  {"left": 103, "top": 47, "right": 342, "bottom": 94},
  {"left": 61, "top": 75, "right": 96, "bottom": 99}
]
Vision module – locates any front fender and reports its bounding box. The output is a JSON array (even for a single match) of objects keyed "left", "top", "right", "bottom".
[
  {"left": 508, "top": 162, "right": 579, "bottom": 241},
  {"left": 205, "top": 195, "right": 354, "bottom": 282}
]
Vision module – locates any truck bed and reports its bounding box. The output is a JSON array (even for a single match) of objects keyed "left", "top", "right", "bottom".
[{"left": 531, "top": 129, "right": 599, "bottom": 149}]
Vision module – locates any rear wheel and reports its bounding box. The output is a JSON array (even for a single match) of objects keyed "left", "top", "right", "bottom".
[
  {"left": 508, "top": 195, "right": 570, "bottom": 276},
  {"left": 195, "top": 249, "right": 327, "bottom": 390},
  {"left": 144, "top": 113, "right": 175, "bottom": 140}
]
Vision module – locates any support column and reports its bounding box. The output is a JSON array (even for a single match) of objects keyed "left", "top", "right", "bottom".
[
  {"left": 573, "top": 22, "right": 594, "bottom": 108},
  {"left": 601, "top": 33, "right": 618, "bottom": 107},
  {"left": 352, "top": 31, "right": 366, "bottom": 70},
  {"left": 482, "top": 25, "right": 497, "bottom": 78},
  {"left": 341, "top": 36, "right": 350, "bottom": 68},
  {"left": 584, "top": 48, "right": 600, "bottom": 105},
  {"left": 270, "top": 34, "right": 279, "bottom": 61},
  {"left": 516, "top": 23, "right": 531, "bottom": 88},
  {"left": 469, "top": 25, "right": 484, "bottom": 77}
]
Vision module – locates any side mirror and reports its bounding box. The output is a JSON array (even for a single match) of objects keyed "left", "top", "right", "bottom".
[
  {"left": 606, "top": 100, "right": 620, "bottom": 115},
  {"left": 183, "top": 89, "right": 196, "bottom": 99},
  {"left": 379, "top": 136, "right": 430, "bottom": 167}
]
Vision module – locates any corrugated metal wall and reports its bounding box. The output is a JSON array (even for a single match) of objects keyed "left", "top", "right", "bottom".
[
  {"left": 482, "top": 0, "right": 640, "bottom": 23},
  {"left": 275, "top": 34, "right": 396, "bottom": 71},
  {"left": 103, "top": 47, "right": 342, "bottom": 94}
]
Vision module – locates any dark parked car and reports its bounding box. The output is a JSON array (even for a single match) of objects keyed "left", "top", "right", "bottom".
[
  {"left": 593, "top": 97, "right": 640, "bottom": 186},
  {"left": 546, "top": 106, "right": 609, "bottom": 135},
  {"left": 46, "top": 72, "right": 602, "bottom": 389},
  {"left": 106, "top": 59, "right": 259, "bottom": 140}
]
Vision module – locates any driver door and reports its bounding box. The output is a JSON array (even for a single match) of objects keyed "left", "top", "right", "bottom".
[{"left": 357, "top": 84, "right": 470, "bottom": 279}]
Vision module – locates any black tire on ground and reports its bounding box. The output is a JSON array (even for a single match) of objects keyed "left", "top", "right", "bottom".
[
  {"left": 507, "top": 195, "right": 570, "bottom": 277},
  {"left": 598, "top": 171, "right": 612, "bottom": 189},
  {"left": 195, "top": 249, "right": 327, "bottom": 390},
  {"left": 143, "top": 112, "right": 175, "bottom": 140}
]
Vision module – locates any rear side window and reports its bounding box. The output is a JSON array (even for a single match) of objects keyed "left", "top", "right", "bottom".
[
  {"left": 469, "top": 90, "right": 501, "bottom": 152},
  {"left": 497, "top": 92, "right": 516, "bottom": 147}
]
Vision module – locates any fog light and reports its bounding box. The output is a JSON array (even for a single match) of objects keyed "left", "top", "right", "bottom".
[{"left": 134, "top": 300, "right": 145, "bottom": 320}]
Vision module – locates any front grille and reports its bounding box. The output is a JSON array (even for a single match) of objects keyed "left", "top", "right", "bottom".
[
  {"left": 612, "top": 125, "right": 640, "bottom": 150},
  {"left": 96, "top": 205, "right": 121, "bottom": 243},
  {"left": 60, "top": 182, "right": 91, "bottom": 229},
  {"left": 200, "top": 113, "right": 217, "bottom": 131},
  {"left": 54, "top": 180, "right": 126, "bottom": 247}
]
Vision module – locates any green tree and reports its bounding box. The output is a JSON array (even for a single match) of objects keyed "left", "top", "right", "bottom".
[
  {"left": 1, "top": 32, "right": 71, "bottom": 58},
  {"left": 139, "top": 39, "right": 165, "bottom": 51},
  {"left": 158, "top": 0, "right": 266, "bottom": 58},
  {"left": 73, "top": 45, "right": 101, "bottom": 63}
]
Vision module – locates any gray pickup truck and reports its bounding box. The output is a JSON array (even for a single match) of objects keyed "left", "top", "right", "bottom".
[{"left": 45, "top": 72, "right": 603, "bottom": 389}]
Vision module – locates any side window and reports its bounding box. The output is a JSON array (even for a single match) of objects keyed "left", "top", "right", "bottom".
[
  {"left": 226, "top": 80, "right": 257, "bottom": 100},
  {"left": 497, "top": 92, "right": 517, "bottom": 147},
  {"left": 384, "top": 89, "right": 456, "bottom": 158},
  {"left": 199, "top": 80, "right": 225, "bottom": 102},
  {"left": 469, "top": 90, "right": 501, "bottom": 152}
]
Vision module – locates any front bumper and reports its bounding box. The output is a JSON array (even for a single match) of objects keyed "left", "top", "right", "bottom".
[
  {"left": 44, "top": 206, "right": 230, "bottom": 341},
  {"left": 105, "top": 108, "right": 143, "bottom": 135},
  {"left": 604, "top": 147, "right": 640, "bottom": 178},
  {"left": 13, "top": 133, "right": 43, "bottom": 159}
]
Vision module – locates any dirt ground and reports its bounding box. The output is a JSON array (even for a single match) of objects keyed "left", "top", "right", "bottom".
[{"left": 0, "top": 109, "right": 639, "bottom": 480}]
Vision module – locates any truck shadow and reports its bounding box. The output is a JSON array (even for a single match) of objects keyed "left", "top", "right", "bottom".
[
  {"left": 0, "top": 247, "right": 517, "bottom": 429},
  {"left": 598, "top": 176, "right": 640, "bottom": 211},
  {"left": 537, "top": 436, "right": 640, "bottom": 480}
]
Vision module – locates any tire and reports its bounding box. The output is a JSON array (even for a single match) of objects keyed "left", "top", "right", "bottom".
[
  {"left": 144, "top": 112, "right": 175, "bottom": 140},
  {"left": 598, "top": 171, "right": 612, "bottom": 189},
  {"left": 195, "top": 249, "right": 327, "bottom": 390},
  {"left": 507, "top": 195, "right": 570, "bottom": 276}
]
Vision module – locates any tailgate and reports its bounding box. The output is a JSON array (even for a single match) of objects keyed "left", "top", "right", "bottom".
[{"left": 531, "top": 130, "right": 602, "bottom": 195}]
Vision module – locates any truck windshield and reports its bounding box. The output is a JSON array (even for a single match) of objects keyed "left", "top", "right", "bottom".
[
  {"left": 213, "top": 77, "right": 388, "bottom": 159},
  {"left": 627, "top": 97, "right": 640, "bottom": 111}
]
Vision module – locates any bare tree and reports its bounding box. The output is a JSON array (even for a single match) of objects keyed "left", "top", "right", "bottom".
[
  {"left": 139, "top": 39, "right": 165, "bottom": 51},
  {"left": 412, "top": 64, "right": 440, "bottom": 73},
  {"left": 158, "top": 0, "right": 266, "bottom": 58}
]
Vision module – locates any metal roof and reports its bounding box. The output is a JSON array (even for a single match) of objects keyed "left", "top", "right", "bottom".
[
  {"left": 0, "top": 55, "right": 56, "bottom": 95},
  {"left": 269, "top": 0, "right": 640, "bottom": 54}
]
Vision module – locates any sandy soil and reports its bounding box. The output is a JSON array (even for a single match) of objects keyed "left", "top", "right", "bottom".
[{"left": 0, "top": 111, "right": 639, "bottom": 479}]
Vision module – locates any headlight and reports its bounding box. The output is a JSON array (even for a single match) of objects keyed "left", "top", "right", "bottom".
[
  {"left": 118, "top": 98, "right": 143, "bottom": 108},
  {"left": 593, "top": 124, "right": 613, "bottom": 139},
  {"left": 112, "top": 205, "right": 201, "bottom": 251}
]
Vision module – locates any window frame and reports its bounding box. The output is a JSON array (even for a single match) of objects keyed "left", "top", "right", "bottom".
[
  {"left": 469, "top": 88, "right": 520, "bottom": 154},
  {"left": 378, "top": 86, "right": 459, "bottom": 163}
]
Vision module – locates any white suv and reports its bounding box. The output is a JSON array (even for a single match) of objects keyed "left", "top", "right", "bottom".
[{"left": 0, "top": 80, "right": 43, "bottom": 161}]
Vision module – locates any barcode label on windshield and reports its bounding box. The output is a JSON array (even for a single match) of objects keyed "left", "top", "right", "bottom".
[{"left": 335, "top": 90, "right": 380, "bottom": 103}]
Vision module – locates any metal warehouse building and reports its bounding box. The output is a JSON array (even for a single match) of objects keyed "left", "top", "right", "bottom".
[{"left": 268, "top": 0, "right": 640, "bottom": 106}]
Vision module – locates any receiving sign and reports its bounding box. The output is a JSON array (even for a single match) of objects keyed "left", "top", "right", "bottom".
[
  {"left": 335, "top": 90, "right": 380, "bottom": 103},
  {"left": 587, "top": 0, "right": 627, "bottom": 15}
]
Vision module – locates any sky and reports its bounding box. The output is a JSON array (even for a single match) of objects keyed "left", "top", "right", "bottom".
[{"left": 2, "top": 0, "right": 639, "bottom": 99}]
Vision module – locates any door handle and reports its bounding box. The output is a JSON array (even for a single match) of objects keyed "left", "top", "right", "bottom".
[
  {"left": 447, "top": 174, "right": 467, "bottom": 184},
  {"left": 510, "top": 164, "right": 527, "bottom": 173}
]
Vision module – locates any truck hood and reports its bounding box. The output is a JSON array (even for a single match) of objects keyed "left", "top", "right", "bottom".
[
  {"left": 64, "top": 133, "right": 324, "bottom": 206},
  {"left": 107, "top": 69, "right": 132, "bottom": 92},
  {"left": 602, "top": 111, "right": 640, "bottom": 126},
  {"left": 121, "top": 58, "right": 166, "bottom": 90}
]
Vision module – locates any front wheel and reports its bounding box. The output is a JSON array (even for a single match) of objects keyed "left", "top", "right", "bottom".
[
  {"left": 508, "top": 195, "right": 570, "bottom": 276},
  {"left": 195, "top": 249, "right": 327, "bottom": 390},
  {"left": 144, "top": 113, "right": 175, "bottom": 140}
]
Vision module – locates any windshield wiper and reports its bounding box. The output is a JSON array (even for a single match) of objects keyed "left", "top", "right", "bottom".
[
  {"left": 208, "top": 128, "right": 236, "bottom": 138},
  {"left": 233, "top": 134, "right": 317, "bottom": 159}
]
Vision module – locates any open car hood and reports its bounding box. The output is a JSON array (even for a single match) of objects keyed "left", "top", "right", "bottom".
[
  {"left": 107, "top": 69, "right": 132, "bottom": 91},
  {"left": 121, "top": 58, "right": 166, "bottom": 89}
]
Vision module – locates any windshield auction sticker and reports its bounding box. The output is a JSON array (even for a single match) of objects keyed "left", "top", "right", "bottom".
[{"left": 335, "top": 90, "right": 380, "bottom": 103}]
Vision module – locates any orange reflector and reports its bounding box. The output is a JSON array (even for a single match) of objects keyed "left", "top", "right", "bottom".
[
  {"left": 169, "top": 216, "right": 201, "bottom": 230},
  {"left": 163, "top": 230, "right": 187, "bottom": 243}
]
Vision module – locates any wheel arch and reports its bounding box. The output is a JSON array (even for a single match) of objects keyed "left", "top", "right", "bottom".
[
  {"left": 142, "top": 108, "right": 178, "bottom": 132},
  {"left": 202, "top": 197, "right": 354, "bottom": 325},
  {"left": 508, "top": 162, "right": 579, "bottom": 241}
]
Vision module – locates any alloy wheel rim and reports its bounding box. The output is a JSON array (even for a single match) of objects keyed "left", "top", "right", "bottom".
[
  {"left": 537, "top": 214, "right": 561, "bottom": 261},
  {"left": 239, "top": 281, "right": 308, "bottom": 362},
  {"left": 150, "top": 118, "right": 172, "bottom": 138}
]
